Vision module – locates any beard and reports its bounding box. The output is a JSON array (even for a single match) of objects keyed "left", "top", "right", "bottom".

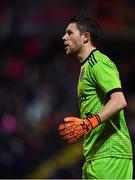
[{"left": 65, "top": 45, "right": 81, "bottom": 56}]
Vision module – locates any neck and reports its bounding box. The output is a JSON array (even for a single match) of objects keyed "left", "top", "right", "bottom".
[{"left": 76, "top": 46, "right": 96, "bottom": 63}]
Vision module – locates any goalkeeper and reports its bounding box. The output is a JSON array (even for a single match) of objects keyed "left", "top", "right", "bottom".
[{"left": 58, "top": 15, "right": 133, "bottom": 179}]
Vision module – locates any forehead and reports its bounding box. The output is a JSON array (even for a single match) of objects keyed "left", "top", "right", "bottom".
[{"left": 66, "top": 23, "right": 79, "bottom": 33}]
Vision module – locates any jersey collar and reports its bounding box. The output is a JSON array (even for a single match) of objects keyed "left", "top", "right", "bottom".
[{"left": 81, "top": 49, "right": 98, "bottom": 66}]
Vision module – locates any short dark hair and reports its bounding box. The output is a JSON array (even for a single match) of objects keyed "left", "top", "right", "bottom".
[{"left": 68, "top": 15, "right": 102, "bottom": 46}]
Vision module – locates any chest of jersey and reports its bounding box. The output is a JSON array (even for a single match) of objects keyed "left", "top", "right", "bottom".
[
  {"left": 78, "top": 64, "right": 104, "bottom": 117},
  {"left": 78, "top": 66, "right": 95, "bottom": 104}
]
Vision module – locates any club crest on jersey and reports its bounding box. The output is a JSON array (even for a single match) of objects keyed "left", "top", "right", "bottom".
[{"left": 79, "top": 68, "right": 84, "bottom": 80}]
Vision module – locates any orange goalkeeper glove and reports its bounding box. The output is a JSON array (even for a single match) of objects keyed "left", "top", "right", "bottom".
[{"left": 58, "top": 114, "right": 101, "bottom": 144}]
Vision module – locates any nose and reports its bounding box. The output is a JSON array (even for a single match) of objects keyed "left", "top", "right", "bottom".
[{"left": 62, "top": 34, "right": 66, "bottom": 41}]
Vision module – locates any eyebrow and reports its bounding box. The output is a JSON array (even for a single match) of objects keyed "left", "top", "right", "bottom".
[{"left": 66, "top": 29, "right": 73, "bottom": 34}]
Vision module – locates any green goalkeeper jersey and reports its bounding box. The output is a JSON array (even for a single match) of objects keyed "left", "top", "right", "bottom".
[{"left": 78, "top": 49, "right": 132, "bottom": 161}]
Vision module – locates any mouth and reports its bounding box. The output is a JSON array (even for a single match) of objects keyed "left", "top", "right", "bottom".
[
  {"left": 64, "top": 43, "right": 69, "bottom": 50},
  {"left": 65, "top": 46, "right": 70, "bottom": 52}
]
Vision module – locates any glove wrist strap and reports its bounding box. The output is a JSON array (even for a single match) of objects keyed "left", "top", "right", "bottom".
[{"left": 87, "top": 114, "right": 101, "bottom": 129}]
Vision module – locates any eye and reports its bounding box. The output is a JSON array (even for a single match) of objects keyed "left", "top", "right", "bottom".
[{"left": 67, "top": 29, "right": 73, "bottom": 36}]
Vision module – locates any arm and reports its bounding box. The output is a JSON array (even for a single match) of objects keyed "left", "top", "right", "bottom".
[
  {"left": 98, "top": 91, "right": 127, "bottom": 122},
  {"left": 58, "top": 91, "right": 127, "bottom": 144}
]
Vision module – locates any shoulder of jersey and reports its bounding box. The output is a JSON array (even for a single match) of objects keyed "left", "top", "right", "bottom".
[
  {"left": 88, "top": 53, "right": 97, "bottom": 67},
  {"left": 88, "top": 51, "right": 111, "bottom": 68}
]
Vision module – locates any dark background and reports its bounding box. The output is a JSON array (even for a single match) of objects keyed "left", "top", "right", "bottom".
[{"left": 0, "top": 0, "right": 134, "bottom": 178}]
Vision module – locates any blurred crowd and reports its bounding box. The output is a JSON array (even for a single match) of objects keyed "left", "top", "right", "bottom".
[{"left": 0, "top": 0, "right": 134, "bottom": 178}]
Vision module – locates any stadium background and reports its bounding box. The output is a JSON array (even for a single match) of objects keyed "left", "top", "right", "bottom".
[{"left": 0, "top": 0, "right": 134, "bottom": 178}]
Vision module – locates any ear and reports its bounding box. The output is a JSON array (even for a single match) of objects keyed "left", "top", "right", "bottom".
[{"left": 83, "top": 32, "right": 90, "bottom": 43}]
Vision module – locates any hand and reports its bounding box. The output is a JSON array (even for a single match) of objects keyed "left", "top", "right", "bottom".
[{"left": 58, "top": 114, "right": 101, "bottom": 144}]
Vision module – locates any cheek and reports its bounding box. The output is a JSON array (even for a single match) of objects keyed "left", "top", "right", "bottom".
[{"left": 71, "top": 38, "right": 82, "bottom": 48}]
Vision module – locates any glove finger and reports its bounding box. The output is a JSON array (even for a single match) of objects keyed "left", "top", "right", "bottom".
[
  {"left": 66, "top": 129, "right": 86, "bottom": 144},
  {"left": 64, "top": 117, "right": 80, "bottom": 123},
  {"left": 65, "top": 123, "right": 81, "bottom": 130},
  {"left": 58, "top": 122, "right": 74, "bottom": 136},
  {"left": 68, "top": 130, "right": 84, "bottom": 144},
  {"left": 64, "top": 117, "right": 75, "bottom": 122},
  {"left": 75, "top": 129, "right": 87, "bottom": 136},
  {"left": 63, "top": 129, "right": 82, "bottom": 141},
  {"left": 59, "top": 123, "right": 76, "bottom": 136},
  {"left": 68, "top": 137, "right": 79, "bottom": 144},
  {"left": 58, "top": 123, "right": 66, "bottom": 131},
  {"left": 62, "top": 133, "right": 74, "bottom": 141},
  {"left": 65, "top": 122, "right": 75, "bottom": 128},
  {"left": 60, "top": 124, "right": 85, "bottom": 137},
  {"left": 58, "top": 122, "right": 72, "bottom": 135},
  {"left": 73, "top": 124, "right": 83, "bottom": 131},
  {"left": 59, "top": 130, "right": 67, "bottom": 136},
  {"left": 59, "top": 128, "right": 73, "bottom": 136}
]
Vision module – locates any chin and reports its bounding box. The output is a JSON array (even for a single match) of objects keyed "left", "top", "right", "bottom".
[
  {"left": 66, "top": 51, "right": 70, "bottom": 55},
  {"left": 66, "top": 50, "right": 74, "bottom": 56}
]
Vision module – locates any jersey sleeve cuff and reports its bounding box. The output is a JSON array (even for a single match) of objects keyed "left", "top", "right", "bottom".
[{"left": 106, "top": 88, "right": 123, "bottom": 97}]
